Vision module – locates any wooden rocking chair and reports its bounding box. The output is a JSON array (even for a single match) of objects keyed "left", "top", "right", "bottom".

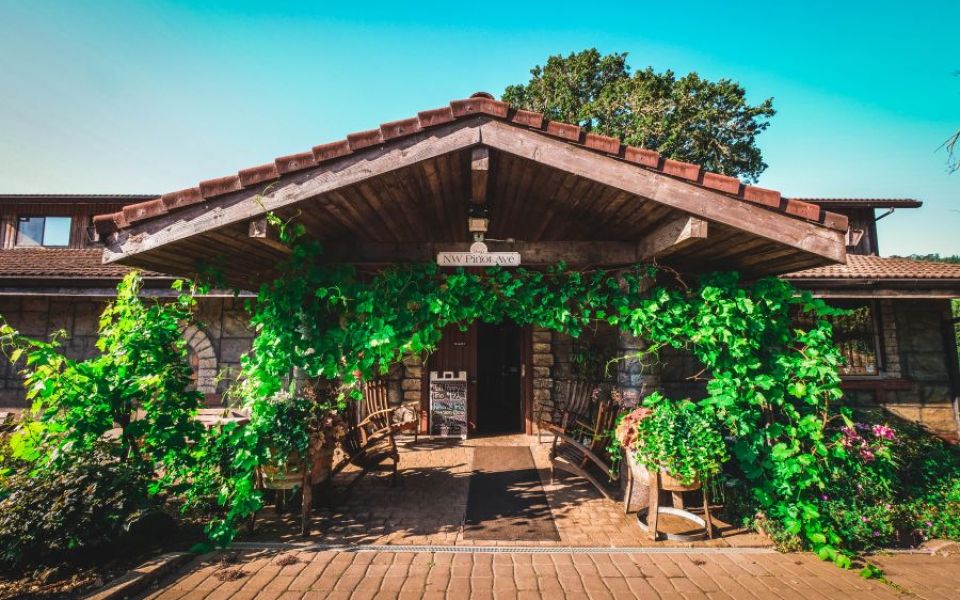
[
  {"left": 260, "top": 380, "right": 403, "bottom": 536},
  {"left": 548, "top": 389, "right": 622, "bottom": 500},
  {"left": 536, "top": 378, "right": 596, "bottom": 443},
  {"left": 320, "top": 380, "right": 403, "bottom": 501},
  {"left": 359, "top": 377, "right": 419, "bottom": 442}
]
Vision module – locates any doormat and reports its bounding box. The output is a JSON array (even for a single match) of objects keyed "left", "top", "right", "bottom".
[{"left": 463, "top": 446, "right": 561, "bottom": 541}]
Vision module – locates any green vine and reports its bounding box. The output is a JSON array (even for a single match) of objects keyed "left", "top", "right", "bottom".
[{"left": 200, "top": 223, "right": 860, "bottom": 568}]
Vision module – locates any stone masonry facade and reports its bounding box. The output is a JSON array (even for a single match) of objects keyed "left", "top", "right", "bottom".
[{"left": 0, "top": 295, "right": 254, "bottom": 408}]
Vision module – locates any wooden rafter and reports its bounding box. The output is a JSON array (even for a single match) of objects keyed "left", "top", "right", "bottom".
[
  {"left": 248, "top": 218, "right": 292, "bottom": 255},
  {"left": 636, "top": 216, "right": 708, "bottom": 262},
  {"left": 470, "top": 146, "right": 489, "bottom": 205}
]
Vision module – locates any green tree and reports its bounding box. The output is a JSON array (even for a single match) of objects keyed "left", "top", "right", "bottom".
[{"left": 503, "top": 48, "right": 776, "bottom": 182}]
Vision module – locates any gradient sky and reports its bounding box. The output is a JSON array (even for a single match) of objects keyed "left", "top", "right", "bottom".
[{"left": 1, "top": 1, "right": 956, "bottom": 256}]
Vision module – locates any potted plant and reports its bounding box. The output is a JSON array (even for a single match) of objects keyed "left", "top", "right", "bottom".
[{"left": 614, "top": 393, "right": 727, "bottom": 491}]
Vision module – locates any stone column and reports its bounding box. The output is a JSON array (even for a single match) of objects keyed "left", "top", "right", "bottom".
[
  {"left": 616, "top": 275, "right": 663, "bottom": 511},
  {"left": 616, "top": 332, "right": 661, "bottom": 406}
]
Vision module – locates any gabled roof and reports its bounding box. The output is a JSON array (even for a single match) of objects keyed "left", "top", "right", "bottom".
[
  {"left": 93, "top": 94, "right": 847, "bottom": 237},
  {"left": 93, "top": 94, "right": 849, "bottom": 286},
  {"left": 0, "top": 248, "right": 167, "bottom": 279},
  {"left": 784, "top": 255, "right": 960, "bottom": 280}
]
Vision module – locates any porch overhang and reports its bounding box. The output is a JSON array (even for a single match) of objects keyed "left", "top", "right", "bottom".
[{"left": 97, "top": 97, "right": 848, "bottom": 289}]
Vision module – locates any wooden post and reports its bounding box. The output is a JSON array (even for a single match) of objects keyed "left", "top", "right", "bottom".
[
  {"left": 648, "top": 469, "right": 661, "bottom": 541},
  {"left": 300, "top": 455, "right": 312, "bottom": 536},
  {"left": 703, "top": 477, "right": 714, "bottom": 539}
]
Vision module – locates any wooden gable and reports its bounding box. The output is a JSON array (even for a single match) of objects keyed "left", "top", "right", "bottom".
[{"left": 98, "top": 100, "right": 847, "bottom": 289}]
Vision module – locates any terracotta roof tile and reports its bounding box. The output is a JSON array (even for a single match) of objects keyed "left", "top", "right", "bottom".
[
  {"left": 346, "top": 128, "right": 384, "bottom": 151},
  {"left": 784, "top": 198, "right": 821, "bottom": 221},
  {"left": 742, "top": 185, "right": 781, "bottom": 209},
  {"left": 583, "top": 132, "right": 621, "bottom": 154},
  {"left": 509, "top": 109, "right": 544, "bottom": 129},
  {"left": 311, "top": 140, "right": 352, "bottom": 163},
  {"left": 416, "top": 106, "right": 456, "bottom": 127},
  {"left": 238, "top": 163, "right": 280, "bottom": 187},
  {"left": 93, "top": 93, "right": 850, "bottom": 239},
  {"left": 274, "top": 151, "right": 317, "bottom": 175},
  {"left": 198, "top": 175, "right": 242, "bottom": 199},
  {"left": 380, "top": 117, "right": 422, "bottom": 141},
  {"left": 662, "top": 159, "right": 700, "bottom": 182},
  {"left": 624, "top": 147, "right": 661, "bottom": 168},
  {"left": 701, "top": 172, "right": 742, "bottom": 195},
  {"left": 0, "top": 248, "right": 168, "bottom": 279},
  {"left": 161, "top": 187, "right": 203, "bottom": 211},
  {"left": 545, "top": 121, "right": 582, "bottom": 142},
  {"left": 784, "top": 255, "right": 960, "bottom": 280}
]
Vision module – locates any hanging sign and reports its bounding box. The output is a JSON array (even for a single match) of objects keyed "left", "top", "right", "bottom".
[
  {"left": 429, "top": 370, "right": 468, "bottom": 439},
  {"left": 437, "top": 241, "right": 521, "bottom": 267}
]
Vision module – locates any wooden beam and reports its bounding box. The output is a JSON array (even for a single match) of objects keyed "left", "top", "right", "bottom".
[
  {"left": 318, "top": 241, "right": 655, "bottom": 266},
  {"left": 636, "top": 216, "right": 708, "bottom": 262},
  {"left": 478, "top": 119, "right": 846, "bottom": 264},
  {"left": 471, "top": 146, "right": 489, "bottom": 205},
  {"left": 103, "top": 118, "right": 483, "bottom": 263},
  {"left": 248, "top": 218, "right": 292, "bottom": 255}
]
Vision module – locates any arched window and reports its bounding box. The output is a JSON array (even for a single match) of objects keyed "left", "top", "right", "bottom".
[{"left": 183, "top": 325, "right": 218, "bottom": 396}]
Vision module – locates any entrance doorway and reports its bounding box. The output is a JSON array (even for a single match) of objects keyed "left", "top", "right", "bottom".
[{"left": 476, "top": 321, "right": 523, "bottom": 434}]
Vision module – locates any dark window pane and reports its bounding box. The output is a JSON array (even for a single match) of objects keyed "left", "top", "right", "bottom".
[
  {"left": 794, "top": 300, "right": 880, "bottom": 376},
  {"left": 15, "top": 217, "right": 44, "bottom": 247},
  {"left": 42, "top": 217, "right": 71, "bottom": 246}
]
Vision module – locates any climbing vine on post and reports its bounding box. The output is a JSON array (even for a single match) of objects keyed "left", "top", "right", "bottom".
[{"left": 203, "top": 225, "right": 859, "bottom": 568}]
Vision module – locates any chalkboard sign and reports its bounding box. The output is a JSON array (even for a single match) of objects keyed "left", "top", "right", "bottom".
[{"left": 429, "top": 370, "right": 468, "bottom": 438}]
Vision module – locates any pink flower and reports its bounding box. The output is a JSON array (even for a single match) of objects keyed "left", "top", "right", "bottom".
[
  {"left": 871, "top": 424, "right": 896, "bottom": 440},
  {"left": 615, "top": 406, "right": 652, "bottom": 450}
]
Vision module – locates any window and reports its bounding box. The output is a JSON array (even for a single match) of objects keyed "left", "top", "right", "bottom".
[
  {"left": 794, "top": 300, "right": 882, "bottom": 376},
  {"left": 16, "top": 216, "right": 72, "bottom": 247},
  {"left": 830, "top": 301, "right": 882, "bottom": 376}
]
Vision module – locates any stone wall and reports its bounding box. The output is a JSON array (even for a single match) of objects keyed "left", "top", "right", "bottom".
[
  {"left": 0, "top": 295, "right": 255, "bottom": 408},
  {"left": 884, "top": 299, "right": 959, "bottom": 440}
]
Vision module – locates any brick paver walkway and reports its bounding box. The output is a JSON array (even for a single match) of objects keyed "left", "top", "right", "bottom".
[
  {"left": 244, "top": 435, "right": 768, "bottom": 548},
  {"left": 140, "top": 548, "right": 960, "bottom": 599}
]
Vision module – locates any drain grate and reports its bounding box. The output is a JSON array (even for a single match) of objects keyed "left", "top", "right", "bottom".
[{"left": 230, "top": 541, "right": 775, "bottom": 555}]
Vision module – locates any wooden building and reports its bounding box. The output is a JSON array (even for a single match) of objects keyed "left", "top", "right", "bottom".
[{"left": 1, "top": 94, "right": 958, "bottom": 441}]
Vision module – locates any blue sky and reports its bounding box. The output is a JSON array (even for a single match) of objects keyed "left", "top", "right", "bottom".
[{"left": 0, "top": 1, "right": 956, "bottom": 256}]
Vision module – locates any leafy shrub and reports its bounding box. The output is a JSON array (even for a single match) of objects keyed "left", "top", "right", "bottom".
[
  {"left": 0, "top": 273, "right": 204, "bottom": 481},
  {"left": 0, "top": 272, "right": 206, "bottom": 566},
  {"left": 0, "top": 445, "right": 157, "bottom": 570},
  {"left": 811, "top": 410, "right": 960, "bottom": 551}
]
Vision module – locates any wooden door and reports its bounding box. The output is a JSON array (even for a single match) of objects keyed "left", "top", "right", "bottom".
[
  {"left": 477, "top": 322, "right": 523, "bottom": 434},
  {"left": 421, "top": 323, "right": 478, "bottom": 433}
]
